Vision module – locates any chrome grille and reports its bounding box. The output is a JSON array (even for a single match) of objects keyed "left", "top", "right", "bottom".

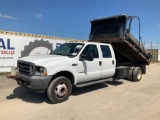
[{"left": 17, "top": 60, "right": 34, "bottom": 75}]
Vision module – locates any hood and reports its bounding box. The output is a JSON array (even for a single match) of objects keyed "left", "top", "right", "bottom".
[{"left": 19, "top": 54, "right": 72, "bottom": 66}]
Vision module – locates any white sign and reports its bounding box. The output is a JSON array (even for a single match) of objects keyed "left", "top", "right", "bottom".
[{"left": 0, "top": 34, "right": 66, "bottom": 72}]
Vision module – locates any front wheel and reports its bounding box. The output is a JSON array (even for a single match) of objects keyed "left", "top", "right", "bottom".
[{"left": 47, "top": 77, "right": 72, "bottom": 103}]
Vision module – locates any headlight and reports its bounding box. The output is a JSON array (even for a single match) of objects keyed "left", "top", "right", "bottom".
[{"left": 35, "top": 66, "right": 47, "bottom": 76}]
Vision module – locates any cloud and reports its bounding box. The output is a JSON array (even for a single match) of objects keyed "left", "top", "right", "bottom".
[
  {"left": 152, "top": 43, "right": 158, "bottom": 46},
  {"left": 35, "top": 13, "right": 43, "bottom": 19},
  {"left": 0, "top": 13, "right": 18, "bottom": 20},
  {"left": 145, "top": 42, "right": 159, "bottom": 49},
  {"left": 152, "top": 41, "right": 159, "bottom": 47},
  {"left": 145, "top": 44, "right": 150, "bottom": 47}
]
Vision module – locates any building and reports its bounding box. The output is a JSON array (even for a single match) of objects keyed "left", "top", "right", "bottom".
[
  {"left": 147, "top": 49, "right": 160, "bottom": 62},
  {"left": 0, "top": 30, "right": 84, "bottom": 72}
]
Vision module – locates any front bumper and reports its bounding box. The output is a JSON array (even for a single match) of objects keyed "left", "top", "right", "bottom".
[{"left": 16, "top": 74, "right": 52, "bottom": 91}]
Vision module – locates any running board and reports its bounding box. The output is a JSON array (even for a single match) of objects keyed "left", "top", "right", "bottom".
[{"left": 75, "top": 78, "right": 113, "bottom": 87}]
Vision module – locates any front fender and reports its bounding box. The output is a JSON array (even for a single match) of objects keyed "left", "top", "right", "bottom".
[{"left": 46, "top": 65, "right": 78, "bottom": 85}]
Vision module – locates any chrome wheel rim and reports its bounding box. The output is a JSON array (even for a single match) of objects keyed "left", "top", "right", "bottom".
[
  {"left": 137, "top": 69, "right": 142, "bottom": 80},
  {"left": 55, "top": 83, "right": 68, "bottom": 98}
]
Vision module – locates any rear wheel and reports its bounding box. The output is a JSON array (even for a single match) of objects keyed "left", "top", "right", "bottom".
[
  {"left": 47, "top": 77, "right": 72, "bottom": 103},
  {"left": 132, "top": 67, "right": 142, "bottom": 82},
  {"left": 128, "top": 67, "right": 134, "bottom": 81}
]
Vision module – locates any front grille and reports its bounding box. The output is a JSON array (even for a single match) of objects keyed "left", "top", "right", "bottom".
[{"left": 17, "top": 60, "right": 34, "bottom": 76}]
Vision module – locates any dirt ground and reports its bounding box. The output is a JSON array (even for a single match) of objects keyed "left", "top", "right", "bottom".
[{"left": 0, "top": 63, "right": 160, "bottom": 120}]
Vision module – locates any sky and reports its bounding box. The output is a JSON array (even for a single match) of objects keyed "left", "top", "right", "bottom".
[{"left": 0, "top": 0, "right": 160, "bottom": 49}]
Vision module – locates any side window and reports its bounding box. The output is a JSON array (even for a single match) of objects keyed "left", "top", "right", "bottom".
[
  {"left": 100, "top": 45, "right": 112, "bottom": 58},
  {"left": 81, "top": 45, "right": 99, "bottom": 58}
]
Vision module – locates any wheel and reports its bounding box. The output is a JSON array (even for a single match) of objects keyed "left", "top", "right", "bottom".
[
  {"left": 47, "top": 77, "right": 72, "bottom": 103},
  {"left": 132, "top": 67, "right": 142, "bottom": 82},
  {"left": 128, "top": 67, "right": 134, "bottom": 81}
]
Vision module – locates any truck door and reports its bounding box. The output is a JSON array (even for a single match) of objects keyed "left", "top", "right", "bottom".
[
  {"left": 78, "top": 45, "right": 101, "bottom": 83},
  {"left": 100, "top": 45, "right": 115, "bottom": 78}
]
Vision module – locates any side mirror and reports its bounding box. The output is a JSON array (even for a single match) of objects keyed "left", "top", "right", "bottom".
[
  {"left": 86, "top": 52, "right": 94, "bottom": 61},
  {"left": 80, "top": 52, "right": 94, "bottom": 61},
  {"left": 50, "top": 50, "right": 53, "bottom": 54}
]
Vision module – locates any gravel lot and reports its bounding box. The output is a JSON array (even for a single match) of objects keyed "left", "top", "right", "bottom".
[{"left": 0, "top": 63, "right": 160, "bottom": 120}]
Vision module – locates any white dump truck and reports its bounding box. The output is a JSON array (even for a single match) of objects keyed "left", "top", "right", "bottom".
[{"left": 16, "top": 14, "right": 152, "bottom": 103}]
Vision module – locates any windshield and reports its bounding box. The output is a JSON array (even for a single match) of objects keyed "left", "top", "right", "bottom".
[{"left": 51, "top": 43, "right": 84, "bottom": 56}]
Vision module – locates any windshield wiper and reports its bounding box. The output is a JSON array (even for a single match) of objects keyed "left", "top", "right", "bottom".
[{"left": 55, "top": 53, "right": 67, "bottom": 56}]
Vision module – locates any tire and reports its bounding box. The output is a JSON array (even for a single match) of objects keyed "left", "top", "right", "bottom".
[
  {"left": 128, "top": 67, "right": 134, "bottom": 81},
  {"left": 47, "top": 77, "right": 72, "bottom": 103},
  {"left": 132, "top": 67, "right": 142, "bottom": 82}
]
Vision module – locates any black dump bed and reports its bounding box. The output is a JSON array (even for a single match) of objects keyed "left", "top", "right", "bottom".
[{"left": 88, "top": 14, "right": 151, "bottom": 65}]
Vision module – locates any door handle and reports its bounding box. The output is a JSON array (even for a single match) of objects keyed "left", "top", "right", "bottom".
[
  {"left": 99, "top": 61, "right": 102, "bottom": 66},
  {"left": 112, "top": 60, "right": 114, "bottom": 65}
]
